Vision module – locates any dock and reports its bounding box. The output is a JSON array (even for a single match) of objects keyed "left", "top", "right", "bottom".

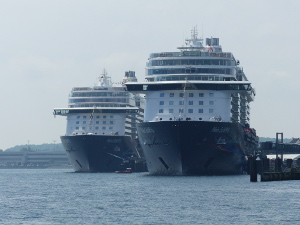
[{"left": 261, "top": 168, "right": 300, "bottom": 182}]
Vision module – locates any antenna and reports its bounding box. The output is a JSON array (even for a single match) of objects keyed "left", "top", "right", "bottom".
[{"left": 98, "top": 69, "right": 112, "bottom": 87}]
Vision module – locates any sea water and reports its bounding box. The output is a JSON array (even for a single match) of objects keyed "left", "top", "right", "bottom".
[{"left": 0, "top": 169, "right": 299, "bottom": 225}]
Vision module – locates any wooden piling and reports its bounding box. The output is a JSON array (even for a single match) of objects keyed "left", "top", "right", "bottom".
[{"left": 250, "top": 156, "right": 257, "bottom": 182}]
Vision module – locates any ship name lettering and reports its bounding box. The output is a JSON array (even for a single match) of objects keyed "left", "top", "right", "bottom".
[
  {"left": 107, "top": 139, "right": 122, "bottom": 143},
  {"left": 140, "top": 127, "right": 155, "bottom": 133},
  {"left": 211, "top": 127, "right": 230, "bottom": 133}
]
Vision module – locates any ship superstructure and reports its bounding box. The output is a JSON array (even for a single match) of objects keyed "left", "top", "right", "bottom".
[
  {"left": 54, "top": 70, "right": 144, "bottom": 172},
  {"left": 126, "top": 28, "right": 258, "bottom": 175}
]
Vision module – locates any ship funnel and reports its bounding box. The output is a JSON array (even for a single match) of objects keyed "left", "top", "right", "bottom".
[{"left": 123, "top": 71, "right": 137, "bottom": 83}]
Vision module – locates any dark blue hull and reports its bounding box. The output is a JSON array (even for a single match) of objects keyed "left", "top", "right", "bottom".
[
  {"left": 137, "top": 121, "right": 257, "bottom": 175},
  {"left": 61, "top": 135, "right": 140, "bottom": 172}
]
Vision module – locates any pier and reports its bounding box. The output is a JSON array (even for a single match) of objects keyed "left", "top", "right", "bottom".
[
  {"left": 261, "top": 168, "right": 300, "bottom": 181},
  {"left": 250, "top": 132, "right": 300, "bottom": 182}
]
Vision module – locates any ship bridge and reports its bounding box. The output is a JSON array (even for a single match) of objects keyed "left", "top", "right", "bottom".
[
  {"left": 53, "top": 107, "right": 139, "bottom": 116},
  {"left": 126, "top": 81, "right": 255, "bottom": 102}
]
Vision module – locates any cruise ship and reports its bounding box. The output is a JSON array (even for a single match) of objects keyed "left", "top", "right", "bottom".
[
  {"left": 54, "top": 70, "right": 144, "bottom": 172},
  {"left": 126, "top": 28, "right": 258, "bottom": 175}
]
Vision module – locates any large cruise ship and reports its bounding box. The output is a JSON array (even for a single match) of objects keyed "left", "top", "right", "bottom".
[
  {"left": 54, "top": 70, "right": 144, "bottom": 172},
  {"left": 126, "top": 28, "right": 258, "bottom": 175}
]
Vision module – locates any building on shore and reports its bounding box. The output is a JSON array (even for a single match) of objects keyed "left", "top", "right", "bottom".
[{"left": 0, "top": 151, "right": 71, "bottom": 168}]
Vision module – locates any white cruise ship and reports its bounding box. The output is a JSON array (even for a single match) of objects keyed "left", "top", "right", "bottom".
[
  {"left": 54, "top": 70, "right": 144, "bottom": 172},
  {"left": 126, "top": 28, "right": 258, "bottom": 175}
]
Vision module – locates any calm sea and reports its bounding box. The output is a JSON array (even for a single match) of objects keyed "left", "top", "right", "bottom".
[{"left": 0, "top": 169, "right": 299, "bottom": 225}]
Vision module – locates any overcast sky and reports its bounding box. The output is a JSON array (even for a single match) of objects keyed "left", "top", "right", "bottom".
[{"left": 0, "top": 0, "right": 299, "bottom": 150}]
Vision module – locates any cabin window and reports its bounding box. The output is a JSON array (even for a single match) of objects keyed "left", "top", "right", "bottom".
[
  {"left": 169, "top": 109, "right": 174, "bottom": 113},
  {"left": 199, "top": 101, "right": 203, "bottom": 105},
  {"left": 83, "top": 121, "right": 86, "bottom": 124},
  {"left": 188, "top": 109, "right": 193, "bottom": 113},
  {"left": 103, "top": 121, "right": 106, "bottom": 124},
  {"left": 76, "top": 127, "right": 79, "bottom": 130},
  {"left": 76, "top": 116, "right": 80, "bottom": 119},
  {"left": 189, "top": 93, "right": 194, "bottom": 97},
  {"left": 209, "top": 109, "right": 214, "bottom": 113},
  {"left": 160, "top": 93, "right": 164, "bottom": 97},
  {"left": 209, "top": 93, "right": 214, "bottom": 97},
  {"left": 179, "top": 93, "right": 184, "bottom": 97},
  {"left": 82, "top": 127, "right": 86, "bottom": 130},
  {"left": 83, "top": 116, "right": 87, "bottom": 119},
  {"left": 96, "top": 121, "right": 99, "bottom": 124},
  {"left": 209, "top": 101, "right": 214, "bottom": 105},
  {"left": 179, "top": 109, "right": 184, "bottom": 113},
  {"left": 102, "top": 127, "right": 106, "bottom": 130},
  {"left": 179, "top": 100, "right": 184, "bottom": 105},
  {"left": 198, "top": 109, "right": 203, "bottom": 113},
  {"left": 159, "top": 101, "right": 164, "bottom": 105},
  {"left": 109, "top": 127, "right": 113, "bottom": 130},
  {"left": 76, "top": 121, "right": 80, "bottom": 124},
  {"left": 169, "top": 101, "right": 174, "bottom": 105},
  {"left": 110, "top": 121, "right": 113, "bottom": 124},
  {"left": 95, "top": 127, "right": 99, "bottom": 130},
  {"left": 188, "top": 101, "right": 193, "bottom": 105},
  {"left": 159, "top": 109, "right": 163, "bottom": 113},
  {"left": 169, "top": 93, "right": 174, "bottom": 97}
]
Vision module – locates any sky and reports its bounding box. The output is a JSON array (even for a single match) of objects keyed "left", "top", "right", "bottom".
[{"left": 0, "top": 0, "right": 299, "bottom": 150}]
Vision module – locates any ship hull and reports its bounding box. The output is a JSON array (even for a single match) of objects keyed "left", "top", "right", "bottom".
[
  {"left": 137, "top": 121, "right": 255, "bottom": 175},
  {"left": 61, "top": 135, "right": 139, "bottom": 172}
]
